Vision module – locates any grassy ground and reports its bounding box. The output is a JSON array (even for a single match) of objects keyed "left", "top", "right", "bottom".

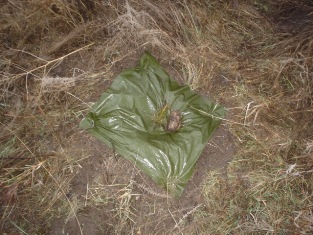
[{"left": 1, "top": 0, "right": 312, "bottom": 234}]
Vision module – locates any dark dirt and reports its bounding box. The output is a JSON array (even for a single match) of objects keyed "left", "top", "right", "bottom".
[
  {"left": 48, "top": 124, "right": 234, "bottom": 235},
  {"left": 274, "top": 4, "right": 313, "bottom": 35},
  {"left": 49, "top": 211, "right": 113, "bottom": 235}
]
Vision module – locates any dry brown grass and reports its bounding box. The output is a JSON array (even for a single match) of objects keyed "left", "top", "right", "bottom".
[{"left": 1, "top": 0, "right": 312, "bottom": 234}]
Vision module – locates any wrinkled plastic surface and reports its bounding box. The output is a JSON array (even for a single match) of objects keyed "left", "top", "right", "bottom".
[{"left": 80, "top": 52, "right": 225, "bottom": 197}]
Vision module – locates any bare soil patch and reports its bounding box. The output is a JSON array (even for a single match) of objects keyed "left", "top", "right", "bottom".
[{"left": 48, "top": 121, "right": 234, "bottom": 235}]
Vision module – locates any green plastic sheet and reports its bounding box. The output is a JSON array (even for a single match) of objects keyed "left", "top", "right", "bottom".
[{"left": 80, "top": 52, "right": 225, "bottom": 197}]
